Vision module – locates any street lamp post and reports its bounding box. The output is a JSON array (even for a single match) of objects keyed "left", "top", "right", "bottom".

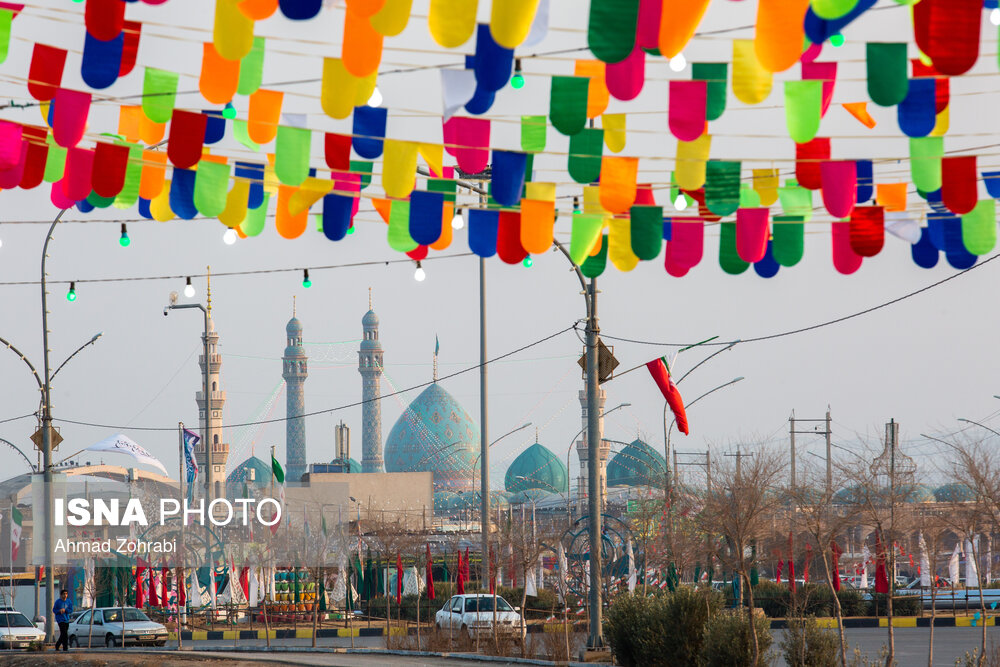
[
  {"left": 4, "top": 208, "right": 104, "bottom": 641},
  {"left": 664, "top": 377, "right": 745, "bottom": 496},
  {"left": 164, "top": 296, "right": 211, "bottom": 505},
  {"left": 957, "top": 418, "right": 1000, "bottom": 439}
]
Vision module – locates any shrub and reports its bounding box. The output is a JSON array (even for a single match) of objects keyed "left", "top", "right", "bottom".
[
  {"left": 780, "top": 616, "right": 840, "bottom": 667},
  {"left": 754, "top": 581, "right": 790, "bottom": 617},
  {"left": 699, "top": 609, "right": 773, "bottom": 667},
  {"left": 605, "top": 587, "right": 723, "bottom": 667},
  {"left": 836, "top": 589, "right": 867, "bottom": 617},
  {"left": 868, "top": 593, "right": 919, "bottom": 616}
]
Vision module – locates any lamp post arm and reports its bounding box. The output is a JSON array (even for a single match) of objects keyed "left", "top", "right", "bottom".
[
  {"left": 676, "top": 340, "right": 740, "bottom": 386},
  {"left": 552, "top": 240, "right": 591, "bottom": 322},
  {"left": 0, "top": 437, "right": 35, "bottom": 472},
  {"left": 0, "top": 335, "right": 43, "bottom": 390},
  {"left": 957, "top": 418, "right": 1000, "bottom": 440},
  {"left": 51, "top": 332, "right": 103, "bottom": 383}
]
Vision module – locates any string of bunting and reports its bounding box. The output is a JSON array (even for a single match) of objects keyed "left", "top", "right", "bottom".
[{"left": 0, "top": 0, "right": 997, "bottom": 277}]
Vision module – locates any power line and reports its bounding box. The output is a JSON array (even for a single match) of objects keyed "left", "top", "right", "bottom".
[
  {"left": 50, "top": 324, "right": 576, "bottom": 432},
  {"left": 0, "top": 251, "right": 473, "bottom": 287},
  {"left": 596, "top": 250, "right": 1000, "bottom": 348}
]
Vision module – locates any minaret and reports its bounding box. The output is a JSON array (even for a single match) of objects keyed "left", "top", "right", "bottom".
[
  {"left": 575, "top": 386, "right": 608, "bottom": 513},
  {"left": 359, "top": 289, "right": 384, "bottom": 473},
  {"left": 196, "top": 267, "right": 230, "bottom": 505},
  {"left": 283, "top": 297, "right": 308, "bottom": 483}
]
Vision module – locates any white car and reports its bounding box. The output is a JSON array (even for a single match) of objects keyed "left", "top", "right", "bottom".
[
  {"left": 0, "top": 609, "right": 45, "bottom": 649},
  {"left": 434, "top": 593, "right": 525, "bottom": 639},
  {"left": 67, "top": 607, "right": 168, "bottom": 648}
]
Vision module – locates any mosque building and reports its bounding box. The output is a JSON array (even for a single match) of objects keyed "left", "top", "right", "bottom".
[{"left": 383, "top": 342, "right": 480, "bottom": 492}]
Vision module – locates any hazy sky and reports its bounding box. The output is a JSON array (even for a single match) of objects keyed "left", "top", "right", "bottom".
[{"left": 0, "top": 1, "right": 998, "bottom": 492}]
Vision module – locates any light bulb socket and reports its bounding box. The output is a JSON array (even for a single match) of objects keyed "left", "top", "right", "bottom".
[
  {"left": 573, "top": 196, "right": 580, "bottom": 212},
  {"left": 514, "top": 58, "right": 522, "bottom": 75},
  {"left": 66, "top": 281, "right": 77, "bottom": 302},
  {"left": 302, "top": 269, "right": 312, "bottom": 288},
  {"left": 119, "top": 223, "right": 130, "bottom": 247}
]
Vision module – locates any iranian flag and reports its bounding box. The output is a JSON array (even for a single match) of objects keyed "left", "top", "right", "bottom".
[
  {"left": 646, "top": 357, "right": 689, "bottom": 435},
  {"left": 270, "top": 454, "right": 285, "bottom": 535},
  {"left": 10, "top": 506, "right": 22, "bottom": 561}
]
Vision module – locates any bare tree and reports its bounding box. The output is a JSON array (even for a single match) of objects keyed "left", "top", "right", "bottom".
[
  {"left": 791, "top": 461, "right": 860, "bottom": 667},
  {"left": 838, "top": 426, "right": 918, "bottom": 667},
  {"left": 698, "top": 444, "right": 786, "bottom": 667},
  {"left": 914, "top": 510, "right": 951, "bottom": 667}
]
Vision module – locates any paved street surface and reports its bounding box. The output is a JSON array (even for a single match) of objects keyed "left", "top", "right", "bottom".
[{"left": 775, "top": 627, "right": 994, "bottom": 666}]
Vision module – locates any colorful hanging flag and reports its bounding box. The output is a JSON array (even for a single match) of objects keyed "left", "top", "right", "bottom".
[
  {"left": 182, "top": 428, "right": 200, "bottom": 501},
  {"left": 9, "top": 506, "right": 21, "bottom": 561},
  {"left": 646, "top": 357, "right": 689, "bottom": 434},
  {"left": 426, "top": 543, "right": 435, "bottom": 600}
]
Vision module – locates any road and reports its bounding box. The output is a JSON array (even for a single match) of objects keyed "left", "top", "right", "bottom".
[{"left": 774, "top": 626, "right": 993, "bottom": 666}]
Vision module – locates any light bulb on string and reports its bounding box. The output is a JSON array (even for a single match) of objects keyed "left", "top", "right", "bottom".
[
  {"left": 452, "top": 210, "right": 465, "bottom": 229},
  {"left": 222, "top": 102, "right": 237, "bottom": 119},
  {"left": 413, "top": 261, "right": 426, "bottom": 282},
  {"left": 511, "top": 59, "right": 525, "bottom": 89},
  {"left": 223, "top": 228, "right": 237, "bottom": 245},
  {"left": 347, "top": 224, "right": 355, "bottom": 235},
  {"left": 669, "top": 53, "right": 687, "bottom": 72},
  {"left": 367, "top": 87, "right": 382, "bottom": 107},
  {"left": 119, "top": 223, "right": 130, "bottom": 247},
  {"left": 992, "top": 8, "right": 1000, "bottom": 25},
  {"left": 572, "top": 196, "right": 580, "bottom": 214},
  {"left": 302, "top": 269, "right": 312, "bottom": 288},
  {"left": 674, "top": 193, "right": 688, "bottom": 211},
  {"left": 522, "top": 255, "right": 533, "bottom": 268},
  {"left": 66, "top": 282, "right": 77, "bottom": 302},
  {"left": 830, "top": 33, "right": 845, "bottom": 47},
  {"left": 183, "top": 277, "right": 196, "bottom": 298}
]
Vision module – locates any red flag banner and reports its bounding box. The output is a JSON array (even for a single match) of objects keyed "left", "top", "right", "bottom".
[
  {"left": 831, "top": 540, "right": 842, "bottom": 592},
  {"left": 426, "top": 543, "right": 435, "bottom": 601},
  {"left": 646, "top": 357, "right": 689, "bottom": 434}
]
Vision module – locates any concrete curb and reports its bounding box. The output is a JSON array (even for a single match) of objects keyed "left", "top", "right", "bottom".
[{"left": 75, "top": 646, "right": 608, "bottom": 667}]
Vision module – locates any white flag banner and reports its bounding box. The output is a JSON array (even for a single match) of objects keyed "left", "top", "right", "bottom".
[
  {"left": 85, "top": 433, "right": 169, "bottom": 475},
  {"left": 521, "top": 0, "right": 550, "bottom": 48},
  {"left": 919, "top": 532, "right": 931, "bottom": 588},
  {"left": 525, "top": 569, "right": 537, "bottom": 598},
  {"left": 860, "top": 544, "right": 869, "bottom": 589},
  {"left": 248, "top": 569, "right": 260, "bottom": 606},
  {"left": 627, "top": 539, "right": 636, "bottom": 593},
  {"left": 557, "top": 543, "right": 568, "bottom": 603},
  {"left": 949, "top": 542, "right": 961, "bottom": 585},
  {"left": 441, "top": 69, "right": 476, "bottom": 121},
  {"left": 987, "top": 536, "right": 993, "bottom": 584},
  {"left": 884, "top": 212, "right": 922, "bottom": 244},
  {"left": 966, "top": 538, "right": 979, "bottom": 588}
]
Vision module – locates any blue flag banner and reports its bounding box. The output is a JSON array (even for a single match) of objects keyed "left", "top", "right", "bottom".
[{"left": 183, "top": 428, "right": 200, "bottom": 501}]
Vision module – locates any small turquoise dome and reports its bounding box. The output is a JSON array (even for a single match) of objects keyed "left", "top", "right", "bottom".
[
  {"left": 330, "top": 458, "right": 362, "bottom": 473},
  {"left": 286, "top": 317, "right": 302, "bottom": 335},
  {"left": 505, "top": 443, "right": 568, "bottom": 496},
  {"left": 935, "top": 483, "right": 975, "bottom": 502},
  {"left": 607, "top": 439, "right": 665, "bottom": 487},
  {"left": 384, "top": 383, "right": 480, "bottom": 490},
  {"left": 362, "top": 309, "right": 379, "bottom": 328},
  {"left": 227, "top": 456, "right": 272, "bottom": 490}
]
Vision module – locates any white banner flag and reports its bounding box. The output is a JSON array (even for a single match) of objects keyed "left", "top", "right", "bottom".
[{"left": 85, "top": 433, "right": 169, "bottom": 475}]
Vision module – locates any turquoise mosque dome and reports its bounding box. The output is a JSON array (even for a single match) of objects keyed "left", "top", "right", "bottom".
[
  {"left": 227, "top": 455, "right": 272, "bottom": 490},
  {"left": 607, "top": 439, "right": 666, "bottom": 487},
  {"left": 504, "top": 442, "right": 568, "bottom": 496},
  {"left": 384, "top": 382, "right": 480, "bottom": 490},
  {"left": 330, "top": 458, "right": 363, "bottom": 473}
]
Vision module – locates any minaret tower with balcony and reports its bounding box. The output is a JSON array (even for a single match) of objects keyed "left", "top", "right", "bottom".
[
  {"left": 283, "top": 298, "right": 308, "bottom": 482},
  {"left": 359, "top": 289, "right": 384, "bottom": 473},
  {"left": 196, "top": 267, "right": 230, "bottom": 504}
]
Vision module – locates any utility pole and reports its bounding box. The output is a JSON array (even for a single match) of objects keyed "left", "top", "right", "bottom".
[
  {"left": 724, "top": 447, "right": 753, "bottom": 481},
  {"left": 585, "top": 277, "right": 602, "bottom": 649},
  {"left": 675, "top": 452, "right": 711, "bottom": 493},
  {"left": 789, "top": 409, "right": 834, "bottom": 498}
]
